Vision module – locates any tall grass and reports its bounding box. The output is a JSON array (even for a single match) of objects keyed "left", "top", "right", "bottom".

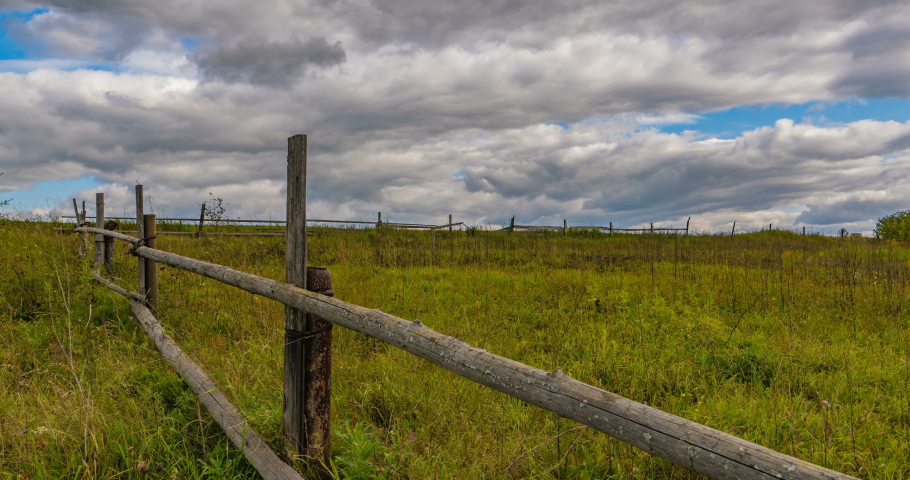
[{"left": 1, "top": 220, "right": 909, "bottom": 478}]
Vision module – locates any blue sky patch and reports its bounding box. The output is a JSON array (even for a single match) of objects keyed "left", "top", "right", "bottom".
[
  {"left": 0, "top": 8, "right": 48, "bottom": 60},
  {"left": 2, "top": 175, "right": 102, "bottom": 212},
  {"left": 659, "top": 98, "right": 910, "bottom": 138},
  {"left": 181, "top": 37, "right": 202, "bottom": 52}
]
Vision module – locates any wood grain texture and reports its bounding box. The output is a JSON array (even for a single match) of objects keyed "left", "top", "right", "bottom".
[
  {"left": 284, "top": 134, "right": 308, "bottom": 459},
  {"left": 119, "top": 239, "right": 856, "bottom": 480}
]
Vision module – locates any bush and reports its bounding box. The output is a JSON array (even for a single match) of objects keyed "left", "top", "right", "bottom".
[{"left": 875, "top": 210, "right": 910, "bottom": 241}]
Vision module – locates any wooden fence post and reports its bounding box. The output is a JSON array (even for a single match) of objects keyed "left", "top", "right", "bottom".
[
  {"left": 510, "top": 215, "right": 515, "bottom": 231},
  {"left": 769, "top": 223, "right": 772, "bottom": 231},
  {"left": 95, "top": 193, "right": 105, "bottom": 267},
  {"left": 197, "top": 203, "right": 206, "bottom": 237},
  {"left": 304, "top": 267, "right": 333, "bottom": 473},
  {"left": 136, "top": 185, "right": 145, "bottom": 297},
  {"left": 377, "top": 212, "right": 382, "bottom": 226},
  {"left": 449, "top": 214, "right": 453, "bottom": 232},
  {"left": 609, "top": 221, "right": 613, "bottom": 235},
  {"left": 563, "top": 219, "right": 567, "bottom": 235},
  {"left": 686, "top": 217, "right": 690, "bottom": 236},
  {"left": 731, "top": 221, "right": 736, "bottom": 237},
  {"left": 650, "top": 222, "right": 654, "bottom": 234},
  {"left": 104, "top": 220, "right": 117, "bottom": 269},
  {"left": 144, "top": 214, "right": 158, "bottom": 309},
  {"left": 803, "top": 226, "right": 806, "bottom": 236},
  {"left": 284, "top": 134, "right": 313, "bottom": 467}
]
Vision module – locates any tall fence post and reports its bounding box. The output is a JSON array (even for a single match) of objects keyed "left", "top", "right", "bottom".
[
  {"left": 650, "top": 222, "right": 654, "bottom": 234},
  {"left": 609, "top": 221, "right": 613, "bottom": 235},
  {"left": 563, "top": 219, "right": 567, "bottom": 235},
  {"left": 731, "top": 221, "right": 736, "bottom": 237},
  {"left": 377, "top": 212, "right": 382, "bottom": 226},
  {"left": 449, "top": 214, "right": 453, "bottom": 232},
  {"left": 284, "top": 134, "right": 316, "bottom": 470},
  {"left": 144, "top": 214, "right": 158, "bottom": 309},
  {"left": 136, "top": 185, "right": 145, "bottom": 297},
  {"left": 686, "top": 217, "right": 690, "bottom": 236},
  {"left": 510, "top": 215, "right": 515, "bottom": 231},
  {"left": 95, "top": 193, "right": 105, "bottom": 267}
]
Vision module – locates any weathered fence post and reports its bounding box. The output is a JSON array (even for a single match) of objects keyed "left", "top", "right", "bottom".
[
  {"left": 284, "top": 134, "right": 333, "bottom": 476},
  {"left": 731, "top": 221, "right": 736, "bottom": 237},
  {"left": 304, "top": 267, "right": 333, "bottom": 473},
  {"left": 609, "top": 221, "right": 613, "bottom": 235},
  {"left": 686, "top": 217, "right": 690, "bottom": 236},
  {"left": 510, "top": 215, "right": 515, "bottom": 231},
  {"left": 197, "top": 203, "right": 206, "bottom": 237},
  {"left": 563, "top": 219, "right": 567, "bottom": 235},
  {"left": 650, "top": 222, "right": 654, "bottom": 234},
  {"left": 136, "top": 185, "right": 145, "bottom": 296},
  {"left": 104, "top": 220, "right": 117, "bottom": 269},
  {"left": 449, "top": 214, "right": 453, "bottom": 232},
  {"left": 95, "top": 193, "right": 105, "bottom": 267},
  {"left": 769, "top": 223, "right": 772, "bottom": 231},
  {"left": 144, "top": 214, "right": 158, "bottom": 309},
  {"left": 377, "top": 212, "right": 382, "bottom": 226},
  {"left": 803, "top": 226, "right": 806, "bottom": 236},
  {"left": 73, "top": 199, "right": 88, "bottom": 257},
  {"left": 285, "top": 135, "right": 309, "bottom": 458}
]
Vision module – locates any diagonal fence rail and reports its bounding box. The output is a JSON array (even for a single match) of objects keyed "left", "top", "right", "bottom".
[{"left": 75, "top": 225, "right": 857, "bottom": 480}]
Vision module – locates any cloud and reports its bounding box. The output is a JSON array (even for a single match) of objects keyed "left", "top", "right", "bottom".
[
  {"left": 193, "top": 36, "right": 346, "bottom": 87},
  {"left": 3, "top": 0, "right": 910, "bottom": 232}
]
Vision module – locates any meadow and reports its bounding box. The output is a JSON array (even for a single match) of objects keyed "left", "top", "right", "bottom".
[{"left": 1, "top": 218, "right": 909, "bottom": 479}]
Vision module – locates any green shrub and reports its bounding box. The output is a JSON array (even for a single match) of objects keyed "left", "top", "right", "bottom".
[{"left": 875, "top": 210, "right": 910, "bottom": 241}]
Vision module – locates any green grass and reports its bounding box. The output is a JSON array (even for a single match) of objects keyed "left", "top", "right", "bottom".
[{"left": 2, "top": 220, "right": 910, "bottom": 478}]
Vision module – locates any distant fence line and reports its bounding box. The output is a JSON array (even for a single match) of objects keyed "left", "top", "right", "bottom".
[
  {"left": 65, "top": 134, "right": 857, "bottom": 480},
  {"left": 61, "top": 210, "right": 691, "bottom": 236}
]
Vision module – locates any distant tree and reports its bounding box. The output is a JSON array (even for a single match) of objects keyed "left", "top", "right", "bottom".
[{"left": 875, "top": 210, "right": 910, "bottom": 241}]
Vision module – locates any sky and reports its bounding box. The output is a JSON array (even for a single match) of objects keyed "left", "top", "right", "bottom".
[{"left": 1, "top": 1, "right": 909, "bottom": 234}]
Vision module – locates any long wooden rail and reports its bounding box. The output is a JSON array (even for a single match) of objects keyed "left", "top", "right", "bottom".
[{"left": 76, "top": 226, "right": 855, "bottom": 479}]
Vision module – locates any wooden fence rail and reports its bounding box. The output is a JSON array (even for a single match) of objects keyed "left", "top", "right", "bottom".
[
  {"left": 91, "top": 274, "right": 303, "bottom": 480},
  {"left": 75, "top": 225, "right": 857, "bottom": 480},
  {"left": 61, "top": 214, "right": 463, "bottom": 231}
]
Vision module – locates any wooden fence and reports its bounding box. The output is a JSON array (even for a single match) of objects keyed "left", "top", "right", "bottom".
[
  {"left": 506, "top": 215, "right": 691, "bottom": 235},
  {"left": 73, "top": 134, "right": 857, "bottom": 480}
]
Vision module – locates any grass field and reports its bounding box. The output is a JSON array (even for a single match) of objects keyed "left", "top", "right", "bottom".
[{"left": 2, "top": 219, "right": 910, "bottom": 479}]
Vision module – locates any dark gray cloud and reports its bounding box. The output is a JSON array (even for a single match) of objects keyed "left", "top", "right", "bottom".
[
  {"left": 193, "top": 36, "right": 346, "bottom": 87},
  {"left": 795, "top": 194, "right": 909, "bottom": 225}
]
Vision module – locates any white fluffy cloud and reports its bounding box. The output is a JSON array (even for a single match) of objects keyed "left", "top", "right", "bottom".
[{"left": 1, "top": 0, "right": 910, "bottom": 232}]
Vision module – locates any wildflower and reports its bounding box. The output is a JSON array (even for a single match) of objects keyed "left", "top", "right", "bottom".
[
  {"left": 822, "top": 400, "right": 830, "bottom": 407},
  {"left": 19, "top": 428, "right": 27, "bottom": 434},
  {"left": 104, "top": 321, "right": 111, "bottom": 326},
  {"left": 159, "top": 266, "right": 165, "bottom": 271},
  {"left": 129, "top": 316, "right": 134, "bottom": 320}
]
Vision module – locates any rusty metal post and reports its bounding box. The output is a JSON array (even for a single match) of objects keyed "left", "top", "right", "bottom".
[
  {"left": 143, "top": 214, "right": 158, "bottom": 309},
  {"left": 304, "top": 267, "right": 333, "bottom": 474},
  {"left": 104, "top": 219, "right": 117, "bottom": 269}
]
